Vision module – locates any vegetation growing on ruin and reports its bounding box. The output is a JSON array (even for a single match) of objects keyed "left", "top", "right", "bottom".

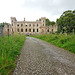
[
  {"left": 31, "top": 34, "right": 75, "bottom": 53},
  {"left": 0, "top": 34, "right": 25, "bottom": 75}
]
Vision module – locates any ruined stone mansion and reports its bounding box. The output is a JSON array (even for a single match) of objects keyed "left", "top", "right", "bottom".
[{"left": 3, "top": 17, "right": 57, "bottom": 35}]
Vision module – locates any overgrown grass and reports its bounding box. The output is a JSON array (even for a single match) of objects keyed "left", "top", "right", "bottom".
[
  {"left": 31, "top": 34, "right": 75, "bottom": 53},
  {"left": 0, "top": 34, "right": 26, "bottom": 75}
]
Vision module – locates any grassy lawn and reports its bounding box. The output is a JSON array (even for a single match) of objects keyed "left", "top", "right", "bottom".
[
  {"left": 0, "top": 34, "right": 26, "bottom": 75},
  {"left": 30, "top": 34, "right": 75, "bottom": 54}
]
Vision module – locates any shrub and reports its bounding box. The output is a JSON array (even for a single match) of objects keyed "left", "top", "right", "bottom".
[{"left": 0, "top": 34, "right": 26, "bottom": 75}]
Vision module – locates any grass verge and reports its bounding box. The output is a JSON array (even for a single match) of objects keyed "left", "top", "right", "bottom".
[
  {"left": 30, "top": 34, "right": 75, "bottom": 53},
  {"left": 0, "top": 34, "right": 26, "bottom": 75}
]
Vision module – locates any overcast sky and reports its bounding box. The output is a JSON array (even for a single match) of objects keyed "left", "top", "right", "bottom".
[{"left": 0, "top": 0, "right": 75, "bottom": 23}]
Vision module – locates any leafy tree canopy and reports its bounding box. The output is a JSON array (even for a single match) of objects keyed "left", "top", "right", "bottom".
[
  {"left": 0, "top": 22, "right": 10, "bottom": 27},
  {"left": 46, "top": 18, "right": 55, "bottom": 26},
  {"left": 56, "top": 10, "right": 75, "bottom": 33}
]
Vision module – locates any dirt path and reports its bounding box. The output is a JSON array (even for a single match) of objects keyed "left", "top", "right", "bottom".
[{"left": 13, "top": 37, "right": 75, "bottom": 75}]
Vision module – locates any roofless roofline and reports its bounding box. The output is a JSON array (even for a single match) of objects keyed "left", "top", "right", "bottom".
[{"left": 11, "top": 17, "right": 46, "bottom": 21}]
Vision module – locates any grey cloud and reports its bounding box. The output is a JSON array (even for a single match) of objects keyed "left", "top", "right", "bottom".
[{"left": 22, "top": 0, "right": 75, "bottom": 20}]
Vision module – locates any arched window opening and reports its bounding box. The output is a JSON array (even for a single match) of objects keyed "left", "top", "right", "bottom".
[{"left": 47, "top": 29, "right": 49, "bottom": 32}]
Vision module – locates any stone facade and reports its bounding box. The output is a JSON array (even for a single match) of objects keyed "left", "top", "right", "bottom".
[
  {"left": 3, "top": 17, "right": 57, "bottom": 35},
  {"left": 0, "top": 27, "right": 3, "bottom": 37}
]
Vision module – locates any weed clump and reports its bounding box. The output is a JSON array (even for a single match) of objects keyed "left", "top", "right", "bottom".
[{"left": 0, "top": 34, "right": 25, "bottom": 75}]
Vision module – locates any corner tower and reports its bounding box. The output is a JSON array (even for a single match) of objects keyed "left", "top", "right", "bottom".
[
  {"left": 11, "top": 17, "right": 17, "bottom": 26},
  {"left": 10, "top": 17, "right": 17, "bottom": 33},
  {"left": 41, "top": 17, "right": 46, "bottom": 26}
]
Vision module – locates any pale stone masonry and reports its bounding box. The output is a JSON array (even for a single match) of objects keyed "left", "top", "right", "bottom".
[{"left": 3, "top": 17, "right": 57, "bottom": 35}]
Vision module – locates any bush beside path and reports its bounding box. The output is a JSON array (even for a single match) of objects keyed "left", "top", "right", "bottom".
[{"left": 0, "top": 34, "right": 26, "bottom": 75}]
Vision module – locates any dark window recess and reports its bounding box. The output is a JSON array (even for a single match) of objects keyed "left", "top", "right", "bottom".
[
  {"left": 26, "top": 25, "right": 27, "bottom": 27},
  {"left": 29, "top": 29, "right": 31, "bottom": 32},
  {"left": 37, "top": 24, "right": 38, "bottom": 27},
  {"left": 21, "top": 29, "right": 23, "bottom": 32},
  {"left": 43, "top": 20, "right": 44, "bottom": 22},
  {"left": 47, "top": 29, "right": 49, "bottom": 32},
  {"left": 8, "top": 29, "right": 9, "bottom": 32},
  {"left": 17, "top": 24, "right": 19, "bottom": 26},
  {"left": 21, "top": 24, "right": 23, "bottom": 27},
  {"left": 33, "top": 29, "right": 35, "bottom": 32},
  {"left": 17, "top": 29, "right": 19, "bottom": 32},
  {"left": 37, "top": 29, "right": 38, "bottom": 32},
  {"left": 25, "top": 29, "right": 27, "bottom": 32},
  {"left": 12, "top": 24, "right": 13, "bottom": 26},
  {"left": 12, "top": 29, "right": 13, "bottom": 32},
  {"left": 43, "top": 24, "right": 44, "bottom": 26},
  {"left": 52, "top": 29, "right": 53, "bottom": 32}
]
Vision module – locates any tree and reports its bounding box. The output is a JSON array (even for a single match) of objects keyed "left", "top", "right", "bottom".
[
  {"left": 46, "top": 18, "right": 55, "bottom": 26},
  {"left": 56, "top": 10, "right": 75, "bottom": 34},
  {"left": 46, "top": 18, "right": 50, "bottom": 26},
  {"left": 1, "top": 22, "right": 5, "bottom": 27},
  {"left": 0, "top": 22, "right": 10, "bottom": 28},
  {"left": 50, "top": 21, "right": 55, "bottom": 26}
]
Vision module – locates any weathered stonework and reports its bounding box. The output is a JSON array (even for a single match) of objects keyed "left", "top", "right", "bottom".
[
  {"left": 0, "top": 27, "right": 3, "bottom": 37},
  {"left": 3, "top": 17, "right": 57, "bottom": 35}
]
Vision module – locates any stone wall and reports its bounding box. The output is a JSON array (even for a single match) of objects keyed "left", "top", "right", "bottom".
[
  {"left": 3, "top": 17, "right": 58, "bottom": 35},
  {"left": 0, "top": 27, "right": 3, "bottom": 37}
]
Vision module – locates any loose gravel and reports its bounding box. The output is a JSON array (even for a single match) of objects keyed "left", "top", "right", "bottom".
[{"left": 13, "top": 37, "right": 75, "bottom": 75}]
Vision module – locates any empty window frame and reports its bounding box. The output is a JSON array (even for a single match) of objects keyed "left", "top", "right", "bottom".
[
  {"left": 21, "top": 24, "right": 23, "bottom": 27},
  {"left": 8, "top": 29, "right": 9, "bottom": 32},
  {"left": 37, "top": 29, "right": 39, "bottom": 32},
  {"left": 17, "top": 29, "right": 19, "bottom": 32},
  {"left": 21, "top": 29, "right": 23, "bottom": 32},
  {"left": 25, "top": 25, "right": 27, "bottom": 27},
  {"left": 17, "top": 24, "right": 19, "bottom": 27},
  {"left": 12, "top": 28, "right": 13, "bottom": 32},
  {"left": 52, "top": 29, "right": 53, "bottom": 32},
  {"left": 33, "top": 29, "right": 35, "bottom": 32},
  {"left": 47, "top": 29, "right": 49, "bottom": 32},
  {"left": 12, "top": 24, "right": 13, "bottom": 26},
  {"left": 37, "top": 24, "right": 38, "bottom": 27},
  {"left": 25, "top": 29, "right": 27, "bottom": 32}
]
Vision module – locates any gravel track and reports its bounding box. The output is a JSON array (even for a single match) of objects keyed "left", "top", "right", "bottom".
[{"left": 13, "top": 37, "right": 75, "bottom": 75}]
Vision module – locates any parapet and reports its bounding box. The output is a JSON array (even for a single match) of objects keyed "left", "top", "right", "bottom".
[
  {"left": 10, "top": 17, "right": 17, "bottom": 21},
  {"left": 41, "top": 17, "right": 46, "bottom": 19}
]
